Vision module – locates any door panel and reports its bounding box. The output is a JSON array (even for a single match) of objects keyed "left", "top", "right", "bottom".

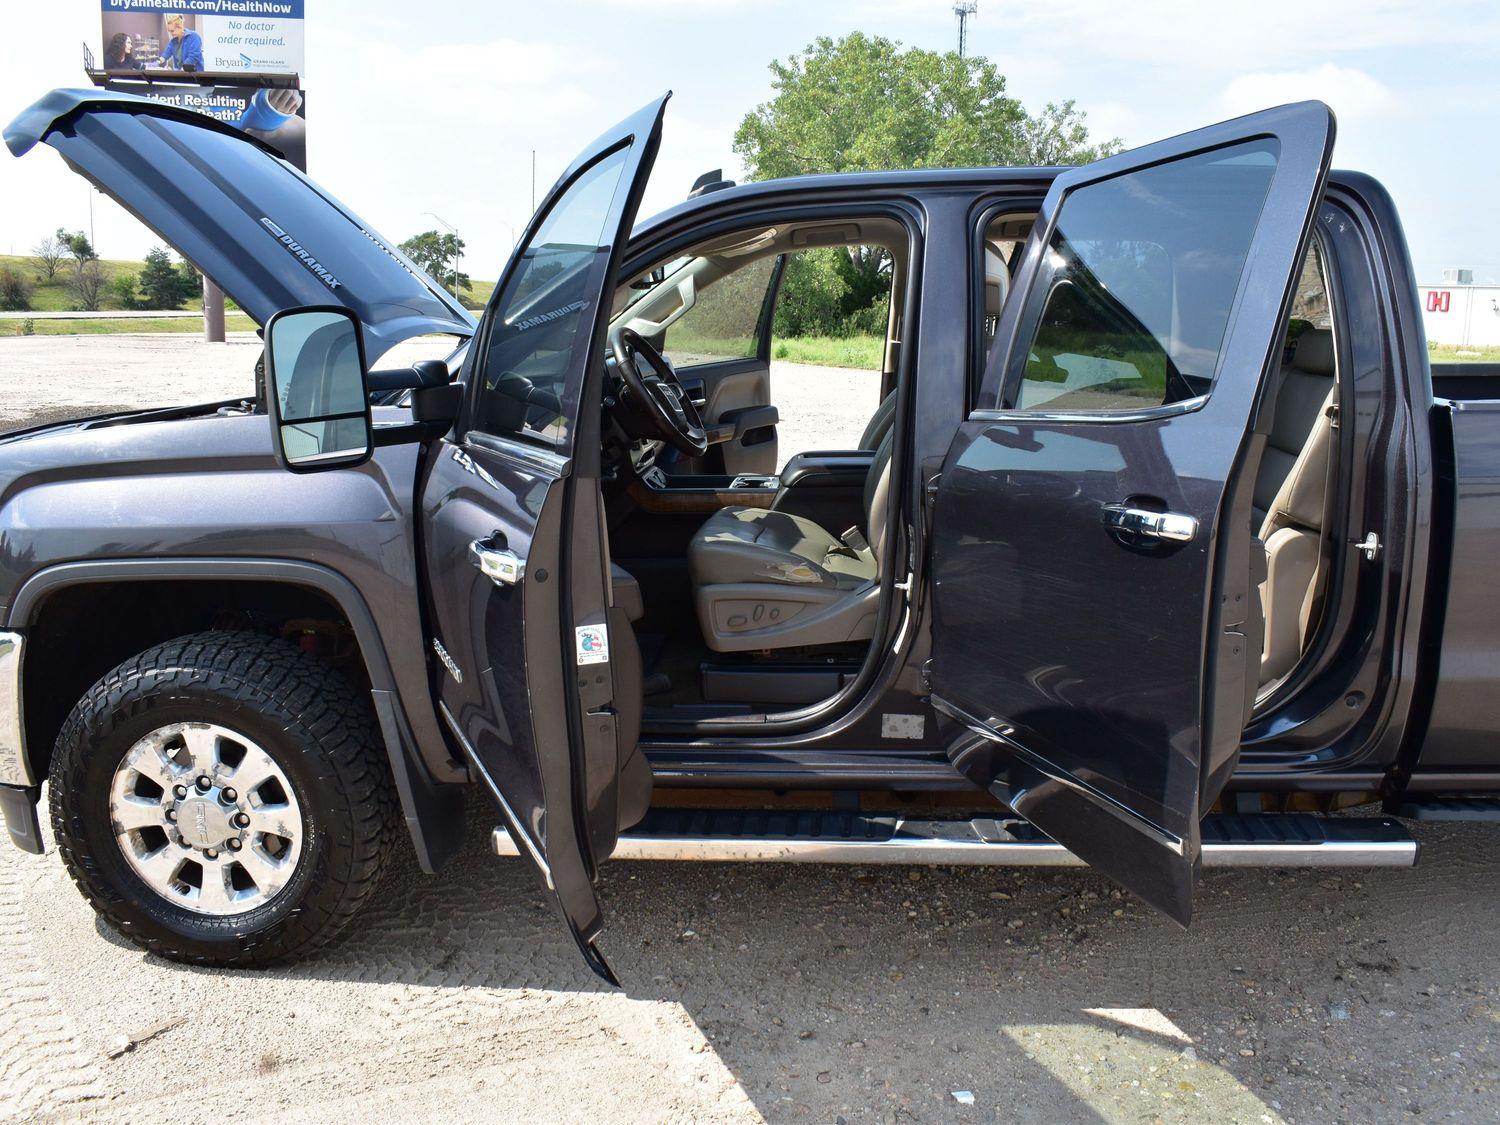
[
  {"left": 420, "top": 95, "right": 669, "bottom": 981},
  {"left": 930, "top": 103, "right": 1335, "bottom": 923},
  {"left": 649, "top": 253, "right": 785, "bottom": 476}
]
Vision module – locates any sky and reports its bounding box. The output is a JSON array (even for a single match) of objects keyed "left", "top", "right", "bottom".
[{"left": 2, "top": 0, "right": 1496, "bottom": 285}]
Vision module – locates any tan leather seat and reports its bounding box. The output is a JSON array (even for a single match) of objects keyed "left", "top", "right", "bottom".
[
  {"left": 1253, "top": 328, "right": 1336, "bottom": 528},
  {"left": 688, "top": 433, "right": 892, "bottom": 651},
  {"left": 1256, "top": 329, "right": 1337, "bottom": 686}
]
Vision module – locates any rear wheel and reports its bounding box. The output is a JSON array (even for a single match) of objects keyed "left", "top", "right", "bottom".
[{"left": 49, "top": 631, "right": 398, "bottom": 967}]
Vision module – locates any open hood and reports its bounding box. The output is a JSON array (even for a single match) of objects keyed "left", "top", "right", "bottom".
[{"left": 6, "top": 89, "right": 474, "bottom": 361}]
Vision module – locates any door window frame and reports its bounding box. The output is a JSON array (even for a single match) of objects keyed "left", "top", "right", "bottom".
[
  {"left": 969, "top": 132, "right": 1319, "bottom": 429},
  {"left": 459, "top": 138, "right": 636, "bottom": 453}
]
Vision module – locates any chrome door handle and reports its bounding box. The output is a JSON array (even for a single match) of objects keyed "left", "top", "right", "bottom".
[
  {"left": 1101, "top": 503, "right": 1198, "bottom": 543},
  {"left": 469, "top": 539, "right": 525, "bottom": 586}
]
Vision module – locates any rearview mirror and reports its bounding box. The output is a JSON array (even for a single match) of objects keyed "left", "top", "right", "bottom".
[{"left": 264, "top": 306, "right": 373, "bottom": 473}]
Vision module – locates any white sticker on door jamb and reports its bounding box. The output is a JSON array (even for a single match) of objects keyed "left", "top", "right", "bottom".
[{"left": 575, "top": 623, "right": 610, "bottom": 665}]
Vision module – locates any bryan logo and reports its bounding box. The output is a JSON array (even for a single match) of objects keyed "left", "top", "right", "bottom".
[
  {"left": 259, "top": 217, "right": 342, "bottom": 291},
  {"left": 575, "top": 624, "right": 610, "bottom": 666},
  {"left": 239, "top": 53, "right": 253, "bottom": 67}
]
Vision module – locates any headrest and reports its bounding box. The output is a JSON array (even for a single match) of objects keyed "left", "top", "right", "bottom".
[
  {"left": 1292, "top": 328, "right": 1335, "bottom": 376},
  {"left": 984, "top": 244, "right": 1009, "bottom": 316}
]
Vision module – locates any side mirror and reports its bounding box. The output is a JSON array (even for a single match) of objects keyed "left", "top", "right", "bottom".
[{"left": 264, "top": 306, "right": 373, "bottom": 473}]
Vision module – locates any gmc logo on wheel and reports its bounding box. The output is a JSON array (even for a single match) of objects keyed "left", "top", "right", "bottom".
[{"left": 1427, "top": 290, "right": 1451, "bottom": 313}]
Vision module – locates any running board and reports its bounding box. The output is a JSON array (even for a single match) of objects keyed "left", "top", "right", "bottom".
[{"left": 493, "top": 810, "right": 1417, "bottom": 869}]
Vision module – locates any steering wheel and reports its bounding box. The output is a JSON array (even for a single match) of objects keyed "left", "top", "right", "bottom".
[{"left": 611, "top": 327, "right": 708, "bottom": 457}]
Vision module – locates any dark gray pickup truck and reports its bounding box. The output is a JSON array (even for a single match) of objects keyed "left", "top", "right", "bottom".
[{"left": 2, "top": 89, "right": 1497, "bottom": 981}]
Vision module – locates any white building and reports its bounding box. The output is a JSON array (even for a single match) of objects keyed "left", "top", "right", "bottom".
[{"left": 1420, "top": 269, "right": 1500, "bottom": 348}]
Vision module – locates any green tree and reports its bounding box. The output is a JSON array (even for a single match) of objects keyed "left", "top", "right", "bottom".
[
  {"left": 400, "top": 230, "right": 471, "bottom": 295},
  {"left": 56, "top": 227, "right": 97, "bottom": 265},
  {"left": 110, "top": 271, "right": 139, "bottom": 311},
  {"left": 140, "top": 246, "right": 191, "bottom": 309},
  {"left": 176, "top": 259, "right": 202, "bottom": 305},
  {"left": 732, "top": 33, "right": 1121, "bottom": 181},
  {"left": 733, "top": 34, "right": 1121, "bottom": 338}
]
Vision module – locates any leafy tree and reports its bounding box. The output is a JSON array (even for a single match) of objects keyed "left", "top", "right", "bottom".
[
  {"left": 400, "top": 230, "right": 471, "bottom": 295},
  {"left": 56, "top": 227, "right": 97, "bottom": 265},
  {"left": 110, "top": 271, "right": 140, "bottom": 311},
  {"left": 66, "top": 260, "right": 106, "bottom": 311},
  {"left": 0, "top": 266, "right": 32, "bottom": 311},
  {"left": 732, "top": 33, "right": 1121, "bottom": 181},
  {"left": 139, "top": 247, "right": 191, "bottom": 309},
  {"left": 177, "top": 259, "right": 203, "bottom": 305},
  {"left": 31, "top": 234, "right": 65, "bottom": 282},
  {"left": 733, "top": 35, "right": 1121, "bottom": 338}
]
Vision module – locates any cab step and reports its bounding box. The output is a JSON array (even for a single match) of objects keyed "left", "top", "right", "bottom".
[
  {"left": 1396, "top": 795, "right": 1500, "bottom": 822},
  {"left": 493, "top": 810, "right": 1417, "bottom": 868}
]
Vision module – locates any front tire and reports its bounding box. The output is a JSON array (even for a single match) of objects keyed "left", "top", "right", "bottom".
[{"left": 49, "top": 631, "right": 398, "bottom": 967}]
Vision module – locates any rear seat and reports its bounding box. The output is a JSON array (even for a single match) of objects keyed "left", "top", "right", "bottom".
[
  {"left": 1254, "top": 327, "right": 1337, "bottom": 686},
  {"left": 1252, "top": 328, "right": 1336, "bottom": 529}
]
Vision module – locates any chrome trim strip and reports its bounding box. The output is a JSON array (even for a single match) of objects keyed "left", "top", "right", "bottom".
[
  {"left": 0, "top": 633, "right": 29, "bottom": 787},
  {"left": 493, "top": 826, "right": 1417, "bottom": 869}
]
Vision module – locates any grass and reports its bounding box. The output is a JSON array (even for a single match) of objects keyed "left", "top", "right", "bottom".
[
  {"left": 0, "top": 314, "right": 258, "bottom": 337},
  {"left": 772, "top": 334, "right": 885, "bottom": 369},
  {"left": 1429, "top": 343, "right": 1500, "bottom": 364}
]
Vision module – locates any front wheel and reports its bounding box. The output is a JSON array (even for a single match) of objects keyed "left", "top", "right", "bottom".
[{"left": 49, "top": 631, "right": 398, "bottom": 967}]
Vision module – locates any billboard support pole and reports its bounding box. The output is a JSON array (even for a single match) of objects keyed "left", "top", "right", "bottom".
[{"left": 203, "top": 276, "right": 225, "bottom": 343}]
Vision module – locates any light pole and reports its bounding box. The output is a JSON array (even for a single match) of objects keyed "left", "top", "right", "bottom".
[{"left": 423, "top": 211, "right": 462, "bottom": 300}]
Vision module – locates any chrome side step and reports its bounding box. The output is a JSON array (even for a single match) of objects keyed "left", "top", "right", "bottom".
[{"left": 493, "top": 811, "right": 1418, "bottom": 869}]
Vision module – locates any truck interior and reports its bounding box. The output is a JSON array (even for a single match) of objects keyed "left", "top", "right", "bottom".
[
  {"left": 598, "top": 216, "right": 913, "bottom": 728},
  {"left": 593, "top": 204, "right": 1345, "bottom": 734}
]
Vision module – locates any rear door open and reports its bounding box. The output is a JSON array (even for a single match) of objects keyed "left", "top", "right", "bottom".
[{"left": 928, "top": 103, "right": 1336, "bottom": 922}]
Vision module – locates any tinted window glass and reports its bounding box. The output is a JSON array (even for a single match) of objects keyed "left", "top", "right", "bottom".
[
  {"left": 660, "top": 255, "right": 778, "bottom": 367},
  {"left": 475, "top": 147, "right": 629, "bottom": 444},
  {"left": 1003, "top": 140, "right": 1279, "bottom": 413}
]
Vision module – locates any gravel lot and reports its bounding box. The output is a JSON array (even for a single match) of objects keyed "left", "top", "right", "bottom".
[{"left": 0, "top": 334, "right": 1496, "bottom": 1123}]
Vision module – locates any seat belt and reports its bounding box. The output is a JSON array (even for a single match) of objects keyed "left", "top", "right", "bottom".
[{"left": 1300, "top": 393, "right": 1341, "bottom": 650}]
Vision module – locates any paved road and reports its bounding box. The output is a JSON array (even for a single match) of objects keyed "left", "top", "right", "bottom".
[{"left": 0, "top": 334, "right": 1495, "bottom": 1122}]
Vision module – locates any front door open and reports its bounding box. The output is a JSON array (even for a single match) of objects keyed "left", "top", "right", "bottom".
[
  {"left": 929, "top": 103, "right": 1335, "bottom": 922},
  {"left": 419, "top": 96, "right": 669, "bottom": 982}
]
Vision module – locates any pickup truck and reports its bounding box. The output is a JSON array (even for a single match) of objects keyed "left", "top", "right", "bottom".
[{"left": 2, "top": 89, "right": 1496, "bottom": 981}]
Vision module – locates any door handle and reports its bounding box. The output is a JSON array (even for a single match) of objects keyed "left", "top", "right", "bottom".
[
  {"left": 1101, "top": 503, "right": 1198, "bottom": 543},
  {"left": 469, "top": 539, "right": 525, "bottom": 586}
]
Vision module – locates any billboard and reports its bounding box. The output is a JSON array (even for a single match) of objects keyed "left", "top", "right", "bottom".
[
  {"left": 100, "top": 0, "right": 304, "bottom": 77},
  {"left": 102, "top": 80, "right": 308, "bottom": 170}
]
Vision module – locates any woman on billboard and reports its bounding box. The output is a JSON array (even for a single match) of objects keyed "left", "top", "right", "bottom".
[{"left": 154, "top": 15, "right": 204, "bottom": 73}]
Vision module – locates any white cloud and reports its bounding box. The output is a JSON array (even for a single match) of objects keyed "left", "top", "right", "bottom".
[{"left": 1219, "top": 64, "right": 1402, "bottom": 122}]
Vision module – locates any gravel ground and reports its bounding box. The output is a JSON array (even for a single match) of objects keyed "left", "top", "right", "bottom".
[{"left": 0, "top": 335, "right": 1496, "bottom": 1123}]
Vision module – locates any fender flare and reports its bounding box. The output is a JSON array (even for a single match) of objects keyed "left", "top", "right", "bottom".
[{"left": 7, "top": 557, "right": 463, "bottom": 873}]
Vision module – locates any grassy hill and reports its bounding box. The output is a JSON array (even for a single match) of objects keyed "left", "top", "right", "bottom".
[{"left": 0, "top": 253, "right": 214, "bottom": 313}]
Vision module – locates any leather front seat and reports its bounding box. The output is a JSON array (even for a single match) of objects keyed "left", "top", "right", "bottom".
[{"left": 688, "top": 433, "right": 893, "bottom": 651}]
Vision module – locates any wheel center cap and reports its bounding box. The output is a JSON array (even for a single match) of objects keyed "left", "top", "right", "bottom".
[{"left": 178, "top": 796, "right": 234, "bottom": 850}]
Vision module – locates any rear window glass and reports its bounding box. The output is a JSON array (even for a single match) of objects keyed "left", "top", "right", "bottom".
[{"left": 1000, "top": 139, "right": 1280, "bottom": 413}]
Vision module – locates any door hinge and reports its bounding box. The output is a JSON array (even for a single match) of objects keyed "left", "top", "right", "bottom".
[{"left": 1355, "top": 531, "right": 1381, "bottom": 561}]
